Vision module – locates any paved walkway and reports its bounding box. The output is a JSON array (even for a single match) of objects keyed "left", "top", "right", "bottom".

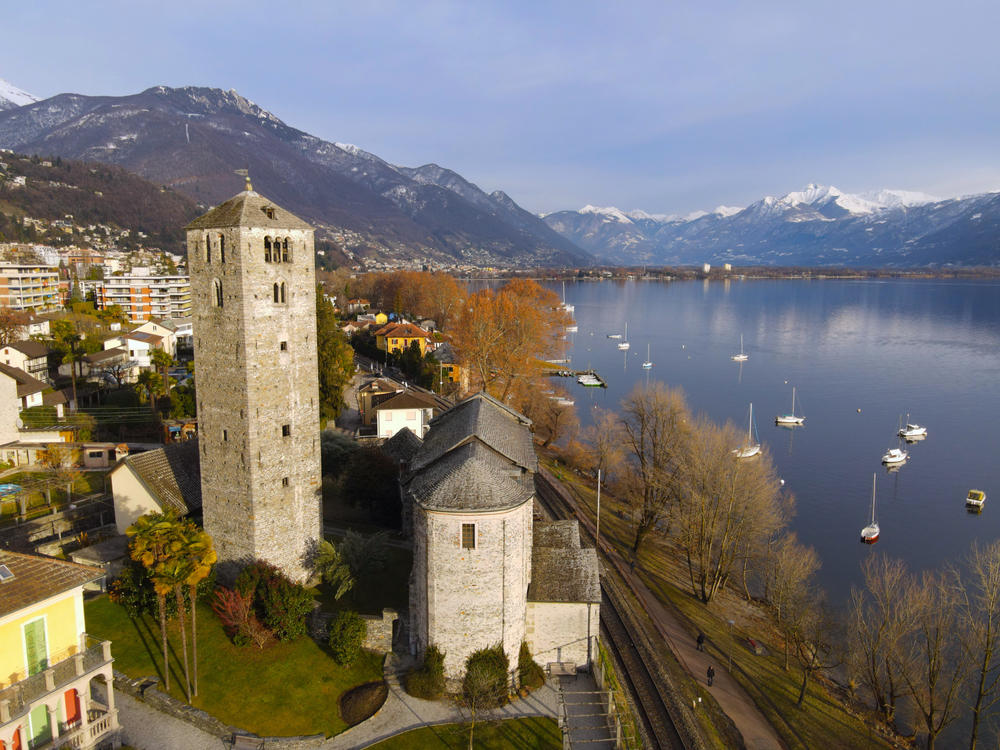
[
  {"left": 326, "top": 655, "right": 558, "bottom": 748},
  {"left": 558, "top": 672, "right": 616, "bottom": 749},
  {"left": 115, "top": 690, "right": 225, "bottom": 750}
]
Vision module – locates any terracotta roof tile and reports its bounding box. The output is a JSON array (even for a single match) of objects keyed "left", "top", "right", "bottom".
[{"left": 0, "top": 550, "right": 104, "bottom": 619}]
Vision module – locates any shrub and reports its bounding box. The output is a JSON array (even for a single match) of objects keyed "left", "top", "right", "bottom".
[
  {"left": 517, "top": 641, "right": 546, "bottom": 691},
  {"left": 109, "top": 561, "right": 163, "bottom": 618},
  {"left": 328, "top": 610, "right": 367, "bottom": 665},
  {"left": 321, "top": 430, "right": 360, "bottom": 477},
  {"left": 340, "top": 681, "right": 388, "bottom": 726},
  {"left": 234, "top": 560, "right": 315, "bottom": 642},
  {"left": 211, "top": 586, "right": 273, "bottom": 649},
  {"left": 463, "top": 645, "right": 510, "bottom": 710},
  {"left": 406, "top": 644, "right": 446, "bottom": 700}
]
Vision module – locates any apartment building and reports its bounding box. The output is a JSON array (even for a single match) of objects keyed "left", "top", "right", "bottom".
[
  {"left": 97, "top": 273, "right": 191, "bottom": 323},
  {"left": 0, "top": 264, "right": 61, "bottom": 312}
]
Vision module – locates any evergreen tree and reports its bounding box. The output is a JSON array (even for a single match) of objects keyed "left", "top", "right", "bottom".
[{"left": 315, "top": 285, "right": 354, "bottom": 424}]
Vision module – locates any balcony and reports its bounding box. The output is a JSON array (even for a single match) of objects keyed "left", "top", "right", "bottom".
[{"left": 0, "top": 641, "right": 119, "bottom": 750}]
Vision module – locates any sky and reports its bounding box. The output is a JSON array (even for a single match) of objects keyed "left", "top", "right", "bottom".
[{"left": 4, "top": 0, "right": 1000, "bottom": 216}]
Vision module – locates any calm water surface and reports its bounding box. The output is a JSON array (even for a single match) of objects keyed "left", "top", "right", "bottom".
[{"left": 550, "top": 278, "right": 1000, "bottom": 605}]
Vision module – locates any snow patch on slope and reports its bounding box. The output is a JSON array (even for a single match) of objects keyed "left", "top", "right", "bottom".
[
  {"left": 0, "top": 77, "right": 39, "bottom": 109},
  {"left": 580, "top": 205, "right": 634, "bottom": 224}
]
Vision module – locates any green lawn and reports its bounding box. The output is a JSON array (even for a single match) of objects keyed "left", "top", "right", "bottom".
[
  {"left": 85, "top": 595, "right": 383, "bottom": 737},
  {"left": 368, "top": 717, "right": 562, "bottom": 749},
  {"left": 543, "top": 458, "right": 893, "bottom": 750}
]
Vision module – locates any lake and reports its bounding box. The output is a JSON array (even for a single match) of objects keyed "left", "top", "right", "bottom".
[{"left": 549, "top": 277, "right": 1000, "bottom": 604}]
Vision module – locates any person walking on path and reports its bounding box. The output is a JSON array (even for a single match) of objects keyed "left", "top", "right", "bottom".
[
  {"left": 707, "top": 666, "right": 715, "bottom": 687},
  {"left": 696, "top": 632, "right": 706, "bottom": 651}
]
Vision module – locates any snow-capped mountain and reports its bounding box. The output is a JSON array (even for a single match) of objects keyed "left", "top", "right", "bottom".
[
  {"left": 543, "top": 184, "right": 1000, "bottom": 267},
  {"left": 0, "top": 78, "right": 38, "bottom": 111},
  {"left": 0, "top": 85, "right": 591, "bottom": 267}
]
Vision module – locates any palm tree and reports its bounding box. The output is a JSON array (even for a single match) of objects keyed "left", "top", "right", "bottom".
[
  {"left": 126, "top": 511, "right": 180, "bottom": 691},
  {"left": 135, "top": 370, "right": 164, "bottom": 408},
  {"left": 180, "top": 521, "right": 216, "bottom": 696},
  {"left": 151, "top": 349, "right": 174, "bottom": 390},
  {"left": 314, "top": 539, "right": 355, "bottom": 600}
]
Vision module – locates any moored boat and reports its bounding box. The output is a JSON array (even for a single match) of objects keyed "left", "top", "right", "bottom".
[
  {"left": 733, "top": 403, "right": 761, "bottom": 459},
  {"left": 861, "top": 474, "right": 880, "bottom": 543},
  {"left": 775, "top": 386, "right": 805, "bottom": 426},
  {"left": 731, "top": 333, "right": 748, "bottom": 362},
  {"left": 881, "top": 447, "right": 908, "bottom": 465},
  {"left": 966, "top": 489, "right": 986, "bottom": 511}
]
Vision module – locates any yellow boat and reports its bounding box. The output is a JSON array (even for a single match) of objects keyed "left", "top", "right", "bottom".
[{"left": 966, "top": 489, "right": 986, "bottom": 511}]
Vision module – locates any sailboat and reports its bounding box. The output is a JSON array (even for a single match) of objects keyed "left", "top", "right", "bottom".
[
  {"left": 731, "top": 334, "right": 748, "bottom": 362},
  {"left": 860, "top": 473, "right": 880, "bottom": 543},
  {"left": 642, "top": 343, "right": 653, "bottom": 369},
  {"left": 775, "top": 387, "right": 804, "bottom": 426},
  {"left": 559, "top": 281, "right": 574, "bottom": 314},
  {"left": 617, "top": 322, "right": 630, "bottom": 351},
  {"left": 733, "top": 403, "right": 761, "bottom": 458}
]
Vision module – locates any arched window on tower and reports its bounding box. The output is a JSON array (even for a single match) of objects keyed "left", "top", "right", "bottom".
[
  {"left": 282, "top": 238, "right": 290, "bottom": 262},
  {"left": 213, "top": 279, "right": 223, "bottom": 308},
  {"left": 264, "top": 236, "right": 272, "bottom": 263},
  {"left": 280, "top": 282, "right": 286, "bottom": 303},
  {"left": 273, "top": 282, "right": 280, "bottom": 303},
  {"left": 204, "top": 234, "right": 212, "bottom": 263}
]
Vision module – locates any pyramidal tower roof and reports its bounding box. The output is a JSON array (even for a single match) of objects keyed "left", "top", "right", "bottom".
[{"left": 186, "top": 184, "right": 312, "bottom": 231}]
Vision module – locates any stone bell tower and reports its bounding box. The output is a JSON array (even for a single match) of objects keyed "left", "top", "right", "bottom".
[{"left": 185, "top": 177, "right": 321, "bottom": 582}]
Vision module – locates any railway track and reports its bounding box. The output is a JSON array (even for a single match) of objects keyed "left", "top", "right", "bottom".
[{"left": 535, "top": 471, "right": 687, "bottom": 749}]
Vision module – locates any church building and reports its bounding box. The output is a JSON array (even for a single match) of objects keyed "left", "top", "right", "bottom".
[
  {"left": 185, "top": 181, "right": 322, "bottom": 583},
  {"left": 406, "top": 392, "right": 600, "bottom": 680}
]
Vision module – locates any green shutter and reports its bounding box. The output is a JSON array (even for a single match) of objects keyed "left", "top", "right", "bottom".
[
  {"left": 29, "top": 702, "right": 51, "bottom": 746},
  {"left": 23, "top": 618, "right": 48, "bottom": 675}
]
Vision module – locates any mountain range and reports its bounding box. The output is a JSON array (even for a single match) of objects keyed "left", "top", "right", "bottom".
[
  {"left": 0, "top": 78, "right": 997, "bottom": 268},
  {"left": 0, "top": 83, "right": 590, "bottom": 267},
  {"left": 543, "top": 184, "right": 1000, "bottom": 267}
]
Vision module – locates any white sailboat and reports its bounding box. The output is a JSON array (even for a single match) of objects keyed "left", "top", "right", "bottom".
[
  {"left": 731, "top": 334, "right": 748, "bottom": 362},
  {"left": 775, "top": 387, "right": 804, "bottom": 426},
  {"left": 861, "top": 473, "right": 880, "bottom": 543},
  {"left": 617, "top": 322, "right": 630, "bottom": 351},
  {"left": 733, "top": 403, "right": 761, "bottom": 458},
  {"left": 642, "top": 343, "right": 653, "bottom": 369},
  {"left": 559, "top": 281, "right": 574, "bottom": 314}
]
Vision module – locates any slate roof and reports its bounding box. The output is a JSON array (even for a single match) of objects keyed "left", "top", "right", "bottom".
[
  {"left": 112, "top": 440, "right": 202, "bottom": 516},
  {"left": 410, "top": 392, "right": 535, "bottom": 475},
  {"left": 185, "top": 190, "right": 312, "bottom": 231},
  {"left": 432, "top": 341, "right": 458, "bottom": 364},
  {"left": 528, "top": 521, "right": 600, "bottom": 604},
  {"left": 0, "top": 550, "right": 104, "bottom": 619},
  {"left": 0, "top": 363, "right": 48, "bottom": 396},
  {"left": 407, "top": 441, "right": 533, "bottom": 512},
  {"left": 381, "top": 427, "right": 423, "bottom": 464}
]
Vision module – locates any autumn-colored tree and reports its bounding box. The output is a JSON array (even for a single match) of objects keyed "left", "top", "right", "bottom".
[
  {"left": 316, "top": 285, "right": 355, "bottom": 423},
  {"left": 584, "top": 408, "right": 625, "bottom": 487},
  {"left": 453, "top": 279, "right": 567, "bottom": 400},
  {"left": 0, "top": 307, "right": 24, "bottom": 347}
]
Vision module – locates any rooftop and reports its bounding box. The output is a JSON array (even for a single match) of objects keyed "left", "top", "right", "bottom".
[
  {"left": 0, "top": 362, "right": 48, "bottom": 396},
  {"left": 528, "top": 521, "right": 600, "bottom": 604},
  {"left": 0, "top": 550, "right": 104, "bottom": 619},
  {"left": 112, "top": 440, "right": 202, "bottom": 516},
  {"left": 407, "top": 441, "right": 533, "bottom": 512},
  {"left": 186, "top": 190, "right": 312, "bottom": 231}
]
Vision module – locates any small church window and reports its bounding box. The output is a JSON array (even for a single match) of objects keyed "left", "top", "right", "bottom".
[
  {"left": 204, "top": 234, "right": 211, "bottom": 263},
  {"left": 212, "top": 279, "right": 223, "bottom": 308},
  {"left": 273, "top": 283, "right": 279, "bottom": 303},
  {"left": 223, "top": 430, "right": 228, "bottom": 441},
  {"left": 280, "top": 341, "right": 288, "bottom": 351},
  {"left": 264, "top": 236, "right": 272, "bottom": 263},
  {"left": 274, "top": 282, "right": 287, "bottom": 304},
  {"left": 461, "top": 523, "right": 476, "bottom": 550},
  {"left": 280, "top": 282, "right": 286, "bottom": 303},
  {"left": 282, "top": 424, "right": 291, "bottom": 437},
  {"left": 281, "top": 477, "right": 289, "bottom": 487},
  {"left": 218, "top": 234, "right": 225, "bottom": 261},
  {"left": 282, "top": 238, "right": 290, "bottom": 262}
]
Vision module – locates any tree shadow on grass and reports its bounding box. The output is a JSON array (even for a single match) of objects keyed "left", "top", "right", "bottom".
[{"left": 127, "top": 611, "right": 186, "bottom": 694}]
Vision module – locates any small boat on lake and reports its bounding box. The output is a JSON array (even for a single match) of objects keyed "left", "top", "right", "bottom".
[
  {"left": 731, "top": 334, "right": 748, "bottom": 362},
  {"left": 733, "top": 403, "right": 761, "bottom": 459},
  {"left": 898, "top": 415, "right": 927, "bottom": 441},
  {"left": 607, "top": 333, "right": 622, "bottom": 339},
  {"left": 775, "top": 386, "right": 804, "bottom": 426},
  {"left": 618, "top": 322, "right": 630, "bottom": 351},
  {"left": 577, "top": 371, "right": 606, "bottom": 387},
  {"left": 966, "top": 489, "right": 986, "bottom": 511},
  {"left": 881, "top": 447, "right": 908, "bottom": 465},
  {"left": 642, "top": 343, "right": 653, "bottom": 369},
  {"left": 861, "top": 473, "right": 880, "bottom": 544},
  {"left": 558, "top": 281, "right": 574, "bottom": 314}
]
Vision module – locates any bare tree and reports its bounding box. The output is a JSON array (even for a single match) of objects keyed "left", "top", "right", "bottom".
[
  {"left": 761, "top": 533, "right": 820, "bottom": 670},
  {"left": 900, "top": 570, "right": 969, "bottom": 750},
  {"left": 620, "top": 383, "right": 692, "bottom": 559},
  {"left": 673, "top": 417, "right": 783, "bottom": 603},
  {"left": 788, "top": 594, "right": 841, "bottom": 708},
  {"left": 584, "top": 407, "right": 624, "bottom": 487},
  {"left": 957, "top": 540, "right": 1000, "bottom": 750},
  {"left": 848, "top": 554, "right": 910, "bottom": 725}
]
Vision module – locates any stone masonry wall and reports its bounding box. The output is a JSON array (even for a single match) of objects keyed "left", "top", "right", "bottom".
[
  {"left": 188, "top": 216, "right": 321, "bottom": 583},
  {"left": 526, "top": 600, "right": 599, "bottom": 669},
  {"left": 415, "top": 501, "right": 532, "bottom": 679}
]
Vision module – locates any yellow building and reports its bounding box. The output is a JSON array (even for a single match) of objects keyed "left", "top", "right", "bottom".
[
  {"left": 374, "top": 322, "right": 432, "bottom": 355},
  {"left": 0, "top": 551, "right": 120, "bottom": 750}
]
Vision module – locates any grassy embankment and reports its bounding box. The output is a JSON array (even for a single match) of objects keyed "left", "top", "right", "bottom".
[
  {"left": 544, "top": 457, "right": 896, "bottom": 750},
  {"left": 367, "top": 717, "right": 562, "bottom": 749}
]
